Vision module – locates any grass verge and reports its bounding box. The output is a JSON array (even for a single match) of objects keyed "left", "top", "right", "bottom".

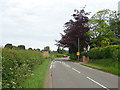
[
  {"left": 81, "top": 58, "right": 120, "bottom": 76},
  {"left": 20, "top": 57, "right": 52, "bottom": 88}
]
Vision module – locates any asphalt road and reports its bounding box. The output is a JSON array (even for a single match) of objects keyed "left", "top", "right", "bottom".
[{"left": 50, "top": 58, "right": 119, "bottom": 89}]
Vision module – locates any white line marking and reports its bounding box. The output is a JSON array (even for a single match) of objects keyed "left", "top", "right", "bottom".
[
  {"left": 65, "top": 64, "right": 71, "bottom": 68},
  {"left": 50, "top": 62, "right": 53, "bottom": 69},
  {"left": 61, "top": 62, "right": 71, "bottom": 68},
  {"left": 87, "top": 76, "right": 109, "bottom": 90},
  {"left": 72, "top": 68, "right": 81, "bottom": 74}
]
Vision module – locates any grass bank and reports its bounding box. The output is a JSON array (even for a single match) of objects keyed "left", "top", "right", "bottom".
[
  {"left": 20, "top": 57, "right": 52, "bottom": 88},
  {"left": 81, "top": 58, "right": 120, "bottom": 76},
  {"left": 2, "top": 48, "right": 54, "bottom": 88},
  {"left": 2, "top": 48, "right": 44, "bottom": 88}
]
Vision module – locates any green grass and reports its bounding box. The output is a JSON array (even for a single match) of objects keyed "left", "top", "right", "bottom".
[
  {"left": 2, "top": 48, "right": 44, "bottom": 88},
  {"left": 20, "top": 58, "right": 52, "bottom": 88},
  {"left": 81, "top": 58, "right": 120, "bottom": 76}
]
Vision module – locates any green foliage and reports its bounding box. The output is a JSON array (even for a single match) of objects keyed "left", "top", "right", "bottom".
[
  {"left": 4, "top": 43, "right": 13, "bottom": 49},
  {"left": 2, "top": 48, "right": 44, "bottom": 88},
  {"left": 17, "top": 45, "right": 25, "bottom": 50},
  {"left": 81, "top": 58, "right": 120, "bottom": 75},
  {"left": 81, "top": 52, "right": 88, "bottom": 57},
  {"left": 118, "top": 49, "right": 120, "bottom": 62},
  {"left": 57, "top": 47, "right": 66, "bottom": 54},
  {"left": 87, "top": 45, "right": 120, "bottom": 60},
  {"left": 36, "top": 48, "right": 40, "bottom": 51},
  {"left": 44, "top": 46, "right": 50, "bottom": 51},
  {"left": 57, "top": 47, "right": 61, "bottom": 53},
  {"left": 12, "top": 46, "right": 18, "bottom": 50},
  {"left": 56, "top": 54, "right": 65, "bottom": 57},
  {"left": 88, "top": 9, "right": 119, "bottom": 48},
  {"left": 28, "top": 48, "right": 32, "bottom": 50},
  {"left": 88, "top": 47, "right": 102, "bottom": 59},
  {"left": 50, "top": 53, "right": 64, "bottom": 58},
  {"left": 70, "top": 53, "right": 77, "bottom": 60},
  {"left": 21, "top": 58, "right": 52, "bottom": 88}
]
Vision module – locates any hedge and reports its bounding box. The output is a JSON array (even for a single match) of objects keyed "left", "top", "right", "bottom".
[
  {"left": 87, "top": 45, "right": 120, "bottom": 61},
  {"left": 70, "top": 53, "right": 78, "bottom": 60},
  {"left": 2, "top": 48, "right": 44, "bottom": 88}
]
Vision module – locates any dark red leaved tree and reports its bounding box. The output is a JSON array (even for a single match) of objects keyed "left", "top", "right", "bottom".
[{"left": 56, "top": 8, "right": 90, "bottom": 54}]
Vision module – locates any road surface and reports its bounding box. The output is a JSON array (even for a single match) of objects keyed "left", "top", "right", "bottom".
[{"left": 49, "top": 58, "right": 119, "bottom": 89}]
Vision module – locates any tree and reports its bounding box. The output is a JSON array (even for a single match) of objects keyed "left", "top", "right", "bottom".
[
  {"left": 4, "top": 43, "right": 13, "bottom": 49},
  {"left": 28, "top": 48, "right": 33, "bottom": 50},
  {"left": 12, "top": 46, "right": 18, "bottom": 50},
  {"left": 56, "top": 8, "right": 90, "bottom": 53},
  {"left": 57, "top": 47, "right": 61, "bottom": 53},
  {"left": 109, "top": 11, "right": 120, "bottom": 41},
  {"left": 44, "top": 46, "right": 50, "bottom": 51},
  {"left": 88, "top": 9, "right": 119, "bottom": 48},
  {"left": 36, "top": 48, "right": 40, "bottom": 51},
  {"left": 57, "top": 47, "right": 66, "bottom": 54},
  {"left": 17, "top": 45, "right": 25, "bottom": 50}
]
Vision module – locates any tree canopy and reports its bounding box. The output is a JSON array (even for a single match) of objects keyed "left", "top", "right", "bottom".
[
  {"left": 88, "top": 9, "right": 119, "bottom": 48},
  {"left": 56, "top": 8, "right": 90, "bottom": 53},
  {"left": 4, "top": 43, "right": 13, "bottom": 49}
]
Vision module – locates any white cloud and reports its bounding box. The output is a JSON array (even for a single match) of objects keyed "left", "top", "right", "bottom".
[{"left": 1, "top": 0, "right": 120, "bottom": 50}]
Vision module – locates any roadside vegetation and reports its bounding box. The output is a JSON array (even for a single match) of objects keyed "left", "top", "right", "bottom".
[
  {"left": 20, "top": 57, "right": 52, "bottom": 88},
  {"left": 81, "top": 58, "right": 120, "bottom": 76},
  {"left": 2, "top": 7, "right": 120, "bottom": 88},
  {"left": 2, "top": 43, "right": 65, "bottom": 88},
  {"left": 2, "top": 48, "right": 44, "bottom": 88},
  {"left": 57, "top": 8, "right": 120, "bottom": 76},
  {"left": 81, "top": 45, "right": 120, "bottom": 76}
]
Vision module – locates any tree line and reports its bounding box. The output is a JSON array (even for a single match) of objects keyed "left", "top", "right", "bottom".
[
  {"left": 4, "top": 43, "right": 67, "bottom": 54},
  {"left": 4, "top": 43, "right": 49, "bottom": 52},
  {"left": 56, "top": 8, "right": 120, "bottom": 58}
]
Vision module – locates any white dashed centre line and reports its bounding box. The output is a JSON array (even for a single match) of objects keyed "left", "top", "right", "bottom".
[
  {"left": 87, "top": 76, "right": 109, "bottom": 90},
  {"left": 72, "top": 68, "right": 81, "bottom": 74}
]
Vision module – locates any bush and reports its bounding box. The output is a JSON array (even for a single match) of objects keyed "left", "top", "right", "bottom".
[
  {"left": 70, "top": 53, "right": 77, "bottom": 60},
  {"left": 56, "top": 54, "right": 64, "bottom": 57},
  {"left": 88, "top": 47, "right": 102, "bottom": 59},
  {"left": 17, "top": 45, "right": 25, "bottom": 50},
  {"left": 4, "top": 44, "right": 13, "bottom": 49},
  {"left": 50, "top": 53, "right": 64, "bottom": 58},
  {"left": 81, "top": 52, "right": 88, "bottom": 57},
  {"left": 87, "top": 45, "right": 120, "bottom": 60},
  {"left": 2, "top": 48, "right": 44, "bottom": 88}
]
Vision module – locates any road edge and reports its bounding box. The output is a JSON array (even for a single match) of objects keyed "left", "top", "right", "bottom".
[
  {"left": 44, "top": 63, "right": 52, "bottom": 88},
  {"left": 80, "top": 63, "right": 120, "bottom": 77}
]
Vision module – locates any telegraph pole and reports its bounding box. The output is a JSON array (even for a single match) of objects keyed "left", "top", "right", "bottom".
[{"left": 78, "top": 37, "right": 80, "bottom": 61}]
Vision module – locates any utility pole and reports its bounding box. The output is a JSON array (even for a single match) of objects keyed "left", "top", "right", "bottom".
[{"left": 78, "top": 37, "right": 80, "bottom": 61}]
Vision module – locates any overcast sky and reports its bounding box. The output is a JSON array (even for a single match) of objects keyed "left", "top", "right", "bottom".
[{"left": 0, "top": 0, "right": 120, "bottom": 50}]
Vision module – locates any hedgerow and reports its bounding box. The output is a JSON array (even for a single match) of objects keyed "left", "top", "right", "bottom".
[
  {"left": 2, "top": 48, "right": 44, "bottom": 88},
  {"left": 87, "top": 45, "right": 120, "bottom": 61}
]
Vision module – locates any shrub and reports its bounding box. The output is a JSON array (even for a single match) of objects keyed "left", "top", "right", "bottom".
[
  {"left": 70, "top": 53, "right": 77, "bottom": 60},
  {"left": 87, "top": 45, "right": 120, "bottom": 60},
  {"left": 56, "top": 54, "right": 64, "bottom": 57},
  {"left": 88, "top": 47, "right": 102, "bottom": 59},
  {"left": 2, "top": 48, "right": 44, "bottom": 88},
  {"left": 81, "top": 52, "right": 88, "bottom": 57},
  {"left": 4, "top": 44, "right": 13, "bottom": 49},
  {"left": 17, "top": 45, "right": 25, "bottom": 50}
]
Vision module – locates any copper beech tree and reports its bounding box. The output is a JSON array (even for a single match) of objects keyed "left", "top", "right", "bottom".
[{"left": 56, "top": 8, "right": 90, "bottom": 53}]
